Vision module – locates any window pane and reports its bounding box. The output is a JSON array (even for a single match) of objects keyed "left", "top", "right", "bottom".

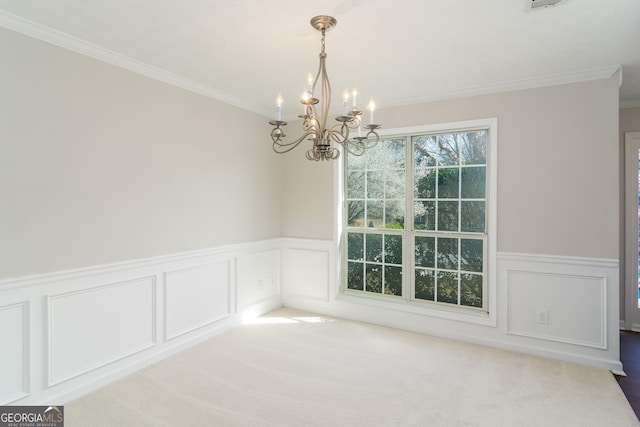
[
  {"left": 461, "top": 273, "right": 483, "bottom": 307},
  {"left": 366, "top": 200, "right": 383, "bottom": 228},
  {"left": 384, "top": 235, "right": 403, "bottom": 265},
  {"left": 414, "top": 136, "right": 437, "bottom": 167},
  {"left": 460, "top": 239, "right": 483, "bottom": 273},
  {"left": 348, "top": 233, "right": 364, "bottom": 260},
  {"left": 415, "top": 168, "right": 436, "bottom": 198},
  {"left": 347, "top": 262, "right": 364, "bottom": 290},
  {"left": 347, "top": 151, "right": 365, "bottom": 170},
  {"left": 460, "top": 201, "right": 485, "bottom": 233},
  {"left": 415, "top": 269, "right": 435, "bottom": 301},
  {"left": 366, "top": 234, "right": 383, "bottom": 262},
  {"left": 414, "top": 201, "right": 435, "bottom": 230},
  {"left": 460, "top": 131, "right": 486, "bottom": 165},
  {"left": 366, "top": 264, "right": 382, "bottom": 293},
  {"left": 437, "top": 271, "right": 458, "bottom": 304},
  {"left": 347, "top": 171, "right": 365, "bottom": 199},
  {"left": 438, "top": 201, "right": 459, "bottom": 231},
  {"left": 385, "top": 266, "right": 402, "bottom": 296},
  {"left": 415, "top": 236, "right": 435, "bottom": 268},
  {"left": 437, "top": 134, "right": 459, "bottom": 166},
  {"left": 437, "top": 238, "right": 458, "bottom": 270},
  {"left": 438, "top": 168, "right": 460, "bottom": 199},
  {"left": 365, "top": 143, "right": 385, "bottom": 169},
  {"left": 386, "top": 170, "right": 405, "bottom": 199},
  {"left": 387, "top": 139, "right": 407, "bottom": 169},
  {"left": 385, "top": 200, "right": 404, "bottom": 229},
  {"left": 347, "top": 200, "right": 364, "bottom": 227},
  {"left": 461, "top": 167, "right": 485, "bottom": 199},
  {"left": 367, "top": 171, "right": 384, "bottom": 198}
]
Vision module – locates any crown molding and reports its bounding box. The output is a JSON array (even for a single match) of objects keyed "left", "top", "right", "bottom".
[
  {"left": 381, "top": 65, "right": 622, "bottom": 110},
  {"left": 0, "top": 10, "right": 627, "bottom": 116},
  {"left": 0, "top": 10, "right": 272, "bottom": 117}
]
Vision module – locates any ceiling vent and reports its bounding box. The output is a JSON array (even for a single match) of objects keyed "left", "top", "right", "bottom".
[{"left": 527, "top": 0, "right": 565, "bottom": 11}]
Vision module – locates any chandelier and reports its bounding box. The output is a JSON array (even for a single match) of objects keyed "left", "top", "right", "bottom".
[{"left": 269, "top": 15, "right": 381, "bottom": 161}]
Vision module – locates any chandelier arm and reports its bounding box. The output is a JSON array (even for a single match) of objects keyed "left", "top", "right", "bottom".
[
  {"left": 362, "top": 127, "right": 381, "bottom": 149},
  {"left": 327, "top": 125, "right": 348, "bottom": 145},
  {"left": 272, "top": 130, "right": 316, "bottom": 154},
  {"left": 345, "top": 113, "right": 361, "bottom": 130},
  {"left": 343, "top": 140, "right": 366, "bottom": 156},
  {"left": 334, "top": 125, "right": 381, "bottom": 156}
]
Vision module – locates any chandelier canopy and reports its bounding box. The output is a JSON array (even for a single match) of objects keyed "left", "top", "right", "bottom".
[{"left": 269, "top": 16, "right": 381, "bottom": 161}]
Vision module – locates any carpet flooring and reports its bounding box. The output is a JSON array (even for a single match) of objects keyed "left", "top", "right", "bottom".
[{"left": 66, "top": 308, "right": 639, "bottom": 426}]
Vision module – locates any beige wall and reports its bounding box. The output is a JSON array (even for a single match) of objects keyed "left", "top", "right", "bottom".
[
  {"left": 0, "top": 23, "right": 621, "bottom": 279},
  {"left": 0, "top": 28, "right": 283, "bottom": 279},
  {"left": 281, "top": 152, "right": 336, "bottom": 240},
  {"left": 283, "top": 76, "right": 620, "bottom": 260},
  {"left": 621, "top": 107, "right": 640, "bottom": 134}
]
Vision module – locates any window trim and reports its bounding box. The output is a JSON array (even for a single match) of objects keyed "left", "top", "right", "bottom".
[{"left": 338, "top": 118, "right": 498, "bottom": 327}]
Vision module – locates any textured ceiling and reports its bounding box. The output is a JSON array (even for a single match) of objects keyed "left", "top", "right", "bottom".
[{"left": 0, "top": 0, "right": 638, "bottom": 118}]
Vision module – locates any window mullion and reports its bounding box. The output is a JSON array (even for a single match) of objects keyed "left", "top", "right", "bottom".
[
  {"left": 406, "top": 135, "right": 413, "bottom": 302},
  {"left": 457, "top": 163, "right": 462, "bottom": 305},
  {"left": 434, "top": 237, "right": 439, "bottom": 303},
  {"left": 457, "top": 237, "right": 462, "bottom": 305}
]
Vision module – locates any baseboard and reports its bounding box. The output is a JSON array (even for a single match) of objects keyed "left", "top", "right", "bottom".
[{"left": 281, "top": 240, "right": 622, "bottom": 373}]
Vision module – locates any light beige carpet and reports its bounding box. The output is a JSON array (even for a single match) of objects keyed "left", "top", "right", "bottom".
[{"left": 67, "top": 308, "right": 639, "bottom": 426}]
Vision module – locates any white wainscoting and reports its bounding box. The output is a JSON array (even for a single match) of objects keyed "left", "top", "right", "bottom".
[
  {"left": 0, "top": 239, "right": 282, "bottom": 405},
  {"left": 506, "top": 270, "right": 606, "bottom": 349},
  {"left": 0, "top": 302, "right": 29, "bottom": 403},
  {"left": 282, "top": 244, "right": 331, "bottom": 303},
  {"left": 236, "top": 250, "right": 280, "bottom": 312},
  {"left": 165, "top": 262, "right": 230, "bottom": 341},
  {"left": 280, "top": 238, "right": 622, "bottom": 373},
  {"left": 48, "top": 276, "right": 156, "bottom": 385},
  {"left": 500, "top": 253, "right": 617, "bottom": 357},
  {"left": 0, "top": 238, "right": 623, "bottom": 404}
]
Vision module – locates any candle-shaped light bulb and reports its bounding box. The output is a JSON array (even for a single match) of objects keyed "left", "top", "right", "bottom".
[
  {"left": 368, "top": 98, "right": 375, "bottom": 124},
  {"left": 276, "top": 94, "right": 283, "bottom": 121},
  {"left": 352, "top": 89, "right": 358, "bottom": 109},
  {"left": 307, "top": 74, "right": 313, "bottom": 96},
  {"left": 343, "top": 90, "right": 349, "bottom": 115},
  {"left": 301, "top": 92, "right": 309, "bottom": 115}
]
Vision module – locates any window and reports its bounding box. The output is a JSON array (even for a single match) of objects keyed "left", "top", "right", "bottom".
[{"left": 344, "top": 120, "right": 496, "bottom": 318}]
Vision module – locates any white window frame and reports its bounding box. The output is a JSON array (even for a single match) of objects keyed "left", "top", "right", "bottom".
[{"left": 337, "top": 118, "right": 498, "bottom": 327}]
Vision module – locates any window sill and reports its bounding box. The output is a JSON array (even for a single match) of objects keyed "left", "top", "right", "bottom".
[{"left": 337, "top": 290, "right": 497, "bottom": 327}]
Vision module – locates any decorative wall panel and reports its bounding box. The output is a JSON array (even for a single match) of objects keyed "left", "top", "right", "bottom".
[
  {"left": 283, "top": 247, "right": 330, "bottom": 302},
  {"left": 48, "top": 277, "right": 156, "bottom": 385},
  {"left": 0, "top": 302, "right": 29, "bottom": 404},
  {"left": 236, "top": 250, "right": 280, "bottom": 311},
  {"left": 164, "top": 261, "right": 231, "bottom": 340},
  {"left": 507, "top": 270, "right": 606, "bottom": 348}
]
